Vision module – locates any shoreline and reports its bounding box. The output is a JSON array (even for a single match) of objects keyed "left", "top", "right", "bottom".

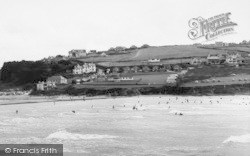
[{"left": 1, "top": 93, "right": 249, "bottom": 106}]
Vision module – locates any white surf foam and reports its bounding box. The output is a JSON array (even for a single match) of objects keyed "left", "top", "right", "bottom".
[
  {"left": 46, "top": 130, "right": 118, "bottom": 140},
  {"left": 223, "top": 134, "right": 250, "bottom": 143},
  {"left": 9, "top": 117, "right": 39, "bottom": 124},
  {"left": 130, "top": 115, "right": 144, "bottom": 119},
  {"left": 0, "top": 121, "right": 10, "bottom": 125}
]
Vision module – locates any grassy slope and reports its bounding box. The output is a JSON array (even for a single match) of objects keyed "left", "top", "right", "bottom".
[
  {"left": 129, "top": 45, "right": 226, "bottom": 61},
  {"left": 76, "top": 45, "right": 227, "bottom": 64},
  {"left": 215, "top": 46, "right": 250, "bottom": 53}
]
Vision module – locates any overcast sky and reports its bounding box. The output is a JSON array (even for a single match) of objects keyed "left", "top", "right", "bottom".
[{"left": 0, "top": 0, "right": 250, "bottom": 68}]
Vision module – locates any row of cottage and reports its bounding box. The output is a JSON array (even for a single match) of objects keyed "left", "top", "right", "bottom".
[
  {"left": 72, "top": 53, "right": 249, "bottom": 76},
  {"left": 190, "top": 52, "right": 249, "bottom": 66},
  {"left": 37, "top": 74, "right": 139, "bottom": 91}
]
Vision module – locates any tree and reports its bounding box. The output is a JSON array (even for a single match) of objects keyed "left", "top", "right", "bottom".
[
  {"left": 114, "top": 46, "right": 126, "bottom": 52},
  {"left": 142, "top": 66, "right": 151, "bottom": 72},
  {"left": 129, "top": 45, "right": 137, "bottom": 50},
  {"left": 141, "top": 44, "right": 150, "bottom": 48},
  {"left": 108, "top": 47, "right": 115, "bottom": 51}
]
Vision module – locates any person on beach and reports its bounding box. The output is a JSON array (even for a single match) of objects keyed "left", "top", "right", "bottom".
[
  {"left": 133, "top": 105, "right": 136, "bottom": 110},
  {"left": 72, "top": 110, "right": 75, "bottom": 113},
  {"left": 112, "top": 105, "right": 115, "bottom": 109},
  {"left": 16, "top": 110, "right": 18, "bottom": 114}
]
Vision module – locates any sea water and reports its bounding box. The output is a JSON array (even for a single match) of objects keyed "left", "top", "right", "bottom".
[{"left": 0, "top": 95, "right": 250, "bottom": 156}]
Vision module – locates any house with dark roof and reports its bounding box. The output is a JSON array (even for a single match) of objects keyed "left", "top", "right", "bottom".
[
  {"left": 207, "top": 54, "right": 223, "bottom": 65},
  {"left": 47, "top": 75, "right": 68, "bottom": 84}
]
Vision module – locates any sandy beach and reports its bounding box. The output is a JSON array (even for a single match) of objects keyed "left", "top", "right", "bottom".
[{"left": 0, "top": 95, "right": 250, "bottom": 156}]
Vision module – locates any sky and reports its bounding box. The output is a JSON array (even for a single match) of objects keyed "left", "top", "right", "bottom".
[{"left": 0, "top": 0, "right": 250, "bottom": 68}]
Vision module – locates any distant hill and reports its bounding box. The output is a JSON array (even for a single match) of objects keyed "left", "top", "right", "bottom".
[
  {"left": 128, "top": 45, "right": 226, "bottom": 61},
  {"left": 76, "top": 45, "right": 227, "bottom": 63},
  {"left": 210, "top": 45, "right": 250, "bottom": 53}
]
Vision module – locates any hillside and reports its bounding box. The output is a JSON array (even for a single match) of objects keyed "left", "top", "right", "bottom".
[
  {"left": 76, "top": 45, "right": 227, "bottom": 63},
  {"left": 129, "top": 45, "right": 227, "bottom": 61},
  {"left": 212, "top": 45, "right": 250, "bottom": 53}
]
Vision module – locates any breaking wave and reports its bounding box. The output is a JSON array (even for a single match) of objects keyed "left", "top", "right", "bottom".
[
  {"left": 46, "top": 130, "right": 118, "bottom": 140},
  {"left": 223, "top": 134, "right": 250, "bottom": 143},
  {"left": 9, "top": 117, "right": 40, "bottom": 124}
]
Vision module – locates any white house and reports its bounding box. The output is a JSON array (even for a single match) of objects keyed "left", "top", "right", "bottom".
[
  {"left": 120, "top": 77, "right": 134, "bottom": 81},
  {"left": 225, "top": 52, "right": 241, "bottom": 65},
  {"left": 166, "top": 74, "right": 178, "bottom": 84},
  {"left": 36, "top": 81, "right": 56, "bottom": 91},
  {"left": 36, "top": 81, "right": 45, "bottom": 91},
  {"left": 190, "top": 58, "right": 202, "bottom": 65},
  {"left": 73, "top": 63, "right": 96, "bottom": 74}
]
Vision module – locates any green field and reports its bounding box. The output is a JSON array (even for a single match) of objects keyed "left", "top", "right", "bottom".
[
  {"left": 76, "top": 45, "right": 227, "bottom": 64},
  {"left": 215, "top": 45, "right": 250, "bottom": 53}
]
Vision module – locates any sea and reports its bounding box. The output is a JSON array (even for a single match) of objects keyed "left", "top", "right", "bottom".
[{"left": 0, "top": 95, "right": 250, "bottom": 156}]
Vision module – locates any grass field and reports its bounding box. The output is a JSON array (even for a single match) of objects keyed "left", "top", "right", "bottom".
[
  {"left": 76, "top": 45, "right": 227, "bottom": 64},
  {"left": 129, "top": 45, "right": 226, "bottom": 61},
  {"left": 216, "top": 45, "right": 250, "bottom": 53}
]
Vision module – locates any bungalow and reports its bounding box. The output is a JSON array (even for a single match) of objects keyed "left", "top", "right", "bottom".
[
  {"left": 96, "top": 76, "right": 106, "bottom": 82},
  {"left": 81, "top": 77, "right": 90, "bottom": 82},
  {"left": 107, "top": 75, "right": 120, "bottom": 82},
  {"left": 120, "top": 77, "right": 134, "bottom": 81},
  {"left": 122, "top": 66, "right": 131, "bottom": 73},
  {"left": 173, "top": 65, "right": 181, "bottom": 72},
  {"left": 97, "top": 69, "right": 105, "bottom": 76},
  {"left": 112, "top": 67, "right": 120, "bottom": 73},
  {"left": 47, "top": 75, "right": 68, "bottom": 84},
  {"left": 215, "top": 42, "right": 224, "bottom": 46},
  {"left": 190, "top": 58, "right": 202, "bottom": 65},
  {"left": 101, "top": 53, "right": 107, "bottom": 57},
  {"left": 148, "top": 58, "right": 160, "bottom": 62},
  {"left": 130, "top": 66, "right": 140, "bottom": 73},
  {"left": 152, "top": 65, "right": 159, "bottom": 72},
  {"left": 89, "top": 50, "right": 97, "bottom": 53}
]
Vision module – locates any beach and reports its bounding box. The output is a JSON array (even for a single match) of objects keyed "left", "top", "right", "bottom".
[{"left": 0, "top": 95, "right": 250, "bottom": 156}]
